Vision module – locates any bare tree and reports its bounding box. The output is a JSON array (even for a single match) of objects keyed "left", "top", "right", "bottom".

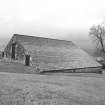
[{"left": 89, "top": 25, "right": 105, "bottom": 53}]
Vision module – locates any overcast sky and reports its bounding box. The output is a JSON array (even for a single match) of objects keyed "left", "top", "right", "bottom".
[{"left": 0, "top": 0, "right": 105, "bottom": 49}]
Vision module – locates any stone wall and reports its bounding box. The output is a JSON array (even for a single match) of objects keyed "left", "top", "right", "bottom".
[
  {"left": 41, "top": 67, "right": 103, "bottom": 73},
  {"left": 4, "top": 36, "right": 25, "bottom": 60}
]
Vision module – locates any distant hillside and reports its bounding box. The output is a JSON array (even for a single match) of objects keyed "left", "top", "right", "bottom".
[{"left": 73, "top": 39, "right": 99, "bottom": 57}]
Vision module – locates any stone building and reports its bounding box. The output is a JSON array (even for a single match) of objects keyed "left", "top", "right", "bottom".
[{"left": 3, "top": 34, "right": 102, "bottom": 72}]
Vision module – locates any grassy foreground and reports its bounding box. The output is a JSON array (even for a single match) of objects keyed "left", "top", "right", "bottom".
[{"left": 0, "top": 72, "right": 105, "bottom": 105}]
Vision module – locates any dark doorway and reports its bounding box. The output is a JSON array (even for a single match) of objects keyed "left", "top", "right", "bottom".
[
  {"left": 25, "top": 55, "right": 30, "bottom": 66},
  {"left": 11, "top": 42, "right": 16, "bottom": 59},
  {"left": 2, "top": 52, "right": 4, "bottom": 58}
]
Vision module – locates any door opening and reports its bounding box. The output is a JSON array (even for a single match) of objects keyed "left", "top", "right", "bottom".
[
  {"left": 25, "top": 55, "right": 30, "bottom": 66},
  {"left": 11, "top": 42, "right": 16, "bottom": 59}
]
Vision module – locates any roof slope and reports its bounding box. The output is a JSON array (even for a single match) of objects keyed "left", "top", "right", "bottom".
[{"left": 13, "top": 34, "right": 101, "bottom": 71}]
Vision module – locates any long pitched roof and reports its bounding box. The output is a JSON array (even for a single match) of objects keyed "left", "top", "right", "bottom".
[{"left": 13, "top": 34, "right": 101, "bottom": 71}]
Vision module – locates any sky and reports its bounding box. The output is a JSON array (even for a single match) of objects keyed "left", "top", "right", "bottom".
[{"left": 0, "top": 0, "right": 105, "bottom": 52}]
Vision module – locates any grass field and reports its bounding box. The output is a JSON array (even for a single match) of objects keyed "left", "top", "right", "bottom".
[{"left": 0, "top": 62, "right": 105, "bottom": 105}]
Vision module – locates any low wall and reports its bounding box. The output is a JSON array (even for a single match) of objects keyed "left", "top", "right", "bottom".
[
  {"left": 0, "top": 58, "right": 25, "bottom": 64},
  {"left": 41, "top": 67, "right": 103, "bottom": 74}
]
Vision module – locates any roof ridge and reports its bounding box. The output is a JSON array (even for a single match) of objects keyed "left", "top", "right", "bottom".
[{"left": 13, "top": 34, "right": 73, "bottom": 43}]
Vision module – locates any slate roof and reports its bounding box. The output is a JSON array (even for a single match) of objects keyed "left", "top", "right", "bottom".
[{"left": 13, "top": 34, "right": 101, "bottom": 71}]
